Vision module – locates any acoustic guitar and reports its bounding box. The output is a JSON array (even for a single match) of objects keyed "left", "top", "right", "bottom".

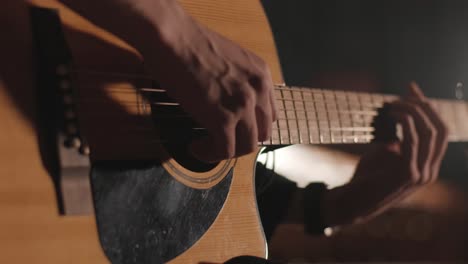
[{"left": 1, "top": 1, "right": 468, "bottom": 264}]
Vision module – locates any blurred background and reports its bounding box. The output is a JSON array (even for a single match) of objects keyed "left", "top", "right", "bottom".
[{"left": 259, "top": 0, "right": 468, "bottom": 262}]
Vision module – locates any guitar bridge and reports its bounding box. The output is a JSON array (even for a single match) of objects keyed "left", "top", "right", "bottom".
[{"left": 30, "top": 6, "right": 93, "bottom": 216}]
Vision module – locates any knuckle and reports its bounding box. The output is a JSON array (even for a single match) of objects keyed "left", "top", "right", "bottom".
[
  {"left": 439, "top": 123, "right": 449, "bottom": 138},
  {"left": 249, "top": 73, "right": 272, "bottom": 95},
  {"left": 400, "top": 114, "right": 413, "bottom": 127},
  {"left": 405, "top": 163, "right": 421, "bottom": 184},
  {"left": 218, "top": 132, "right": 235, "bottom": 158},
  {"left": 239, "top": 88, "right": 256, "bottom": 107},
  {"left": 255, "top": 80, "right": 269, "bottom": 94},
  {"left": 408, "top": 173, "right": 422, "bottom": 185},
  {"left": 423, "top": 125, "right": 437, "bottom": 139},
  {"left": 245, "top": 138, "right": 258, "bottom": 153},
  {"left": 429, "top": 170, "right": 439, "bottom": 183},
  {"left": 217, "top": 111, "right": 236, "bottom": 127},
  {"left": 256, "top": 104, "right": 269, "bottom": 117},
  {"left": 421, "top": 168, "right": 432, "bottom": 182},
  {"left": 258, "top": 129, "right": 270, "bottom": 142},
  {"left": 225, "top": 146, "right": 235, "bottom": 158}
]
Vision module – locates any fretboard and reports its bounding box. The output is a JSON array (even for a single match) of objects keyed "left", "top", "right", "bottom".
[{"left": 261, "top": 85, "right": 468, "bottom": 145}]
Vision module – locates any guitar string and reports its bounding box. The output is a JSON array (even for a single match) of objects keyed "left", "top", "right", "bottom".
[
  {"left": 67, "top": 68, "right": 393, "bottom": 113},
  {"left": 85, "top": 88, "right": 391, "bottom": 108},
  {"left": 74, "top": 89, "right": 378, "bottom": 135},
  {"left": 68, "top": 68, "right": 464, "bottom": 109},
  {"left": 87, "top": 134, "right": 376, "bottom": 145},
  {"left": 77, "top": 85, "right": 462, "bottom": 121},
  {"left": 121, "top": 135, "right": 376, "bottom": 145},
  {"left": 76, "top": 95, "right": 383, "bottom": 115},
  {"left": 63, "top": 69, "right": 382, "bottom": 144},
  {"left": 67, "top": 69, "right": 397, "bottom": 100},
  {"left": 75, "top": 84, "right": 390, "bottom": 106},
  {"left": 76, "top": 99, "right": 377, "bottom": 130},
  {"left": 63, "top": 71, "right": 468, "bottom": 143}
]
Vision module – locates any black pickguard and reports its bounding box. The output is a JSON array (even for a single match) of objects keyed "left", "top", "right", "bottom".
[{"left": 91, "top": 161, "right": 233, "bottom": 264}]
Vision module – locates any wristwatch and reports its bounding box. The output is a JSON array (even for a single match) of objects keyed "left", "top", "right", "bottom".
[{"left": 303, "top": 182, "right": 332, "bottom": 236}]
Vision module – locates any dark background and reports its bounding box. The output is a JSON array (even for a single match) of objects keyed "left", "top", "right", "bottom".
[{"left": 261, "top": 0, "right": 468, "bottom": 189}]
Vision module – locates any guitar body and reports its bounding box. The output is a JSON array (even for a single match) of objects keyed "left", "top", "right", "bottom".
[{"left": 0, "top": 1, "right": 283, "bottom": 263}]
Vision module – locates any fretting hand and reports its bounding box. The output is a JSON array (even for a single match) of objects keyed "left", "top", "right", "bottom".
[{"left": 322, "top": 82, "right": 449, "bottom": 226}]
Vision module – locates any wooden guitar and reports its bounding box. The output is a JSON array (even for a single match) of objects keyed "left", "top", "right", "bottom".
[{"left": 1, "top": 1, "right": 468, "bottom": 264}]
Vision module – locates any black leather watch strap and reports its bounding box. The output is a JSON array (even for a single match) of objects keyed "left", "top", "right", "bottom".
[{"left": 303, "top": 182, "right": 328, "bottom": 235}]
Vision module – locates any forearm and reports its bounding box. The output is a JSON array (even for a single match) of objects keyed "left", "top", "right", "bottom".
[
  {"left": 321, "top": 178, "right": 410, "bottom": 227},
  {"left": 283, "top": 179, "right": 409, "bottom": 232},
  {"left": 58, "top": 0, "right": 196, "bottom": 56}
]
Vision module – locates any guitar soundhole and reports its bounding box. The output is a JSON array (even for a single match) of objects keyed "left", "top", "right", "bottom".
[{"left": 148, "top": 90, "right": 218, "bottom": 172}]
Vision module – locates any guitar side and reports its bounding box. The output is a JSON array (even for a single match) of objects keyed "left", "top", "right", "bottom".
[{"left": 0, "top": 0, "right": 283, "bottom": 263}]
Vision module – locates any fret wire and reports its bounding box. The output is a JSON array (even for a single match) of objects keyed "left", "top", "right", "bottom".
[
  {"left": 281, "top": 89, "right": 292, "bottom": 144},
  {"left": 325, "top": 92, "right": 333, "bottom": 143},
  {"left": 312, "top": 90, "right": 323, "bottom": 143},
  {"left": 352, "top": 92, "right": 360, "bottom": 142},
  {"left": 275, "top": 117, "right": 281, "bottom": 145},
  {"left": 291, "top": 89, "right": 302, "bottom": 143},
  {"left": 368, "top": 92, "right": 378, "bottom": 142},
  {"left": 357, "top": 91, "right": 364, "bottom": 142},
  {"left": 344, "top": 90, "right": 352, "bottom": 142},
  {"left": 334, "top": 91, "right": 343, "bottom": 143},
  {"left": 300, "top": 88, "right": 312, "bottom": 144},
  {"left": 345, "top": 90, "right": 355, "bottom": 142},
  {"left": 140, "top": 134, "right": 376, "bottom": 145},
  {"left": 361, "top": 94, "right": 372, "bottom": 138},
  {"left": 275, "top": 91, "right": 284, "bottom": 145}
]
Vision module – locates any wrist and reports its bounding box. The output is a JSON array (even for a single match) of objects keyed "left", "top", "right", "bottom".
[
  {"left": 322, "top": 176, "right": 412, "bottom": 228},
  {"left": 282, "top": 189, "right": 305, "bottom": 224},
  {"left": 321, "top": 184, "right": 352, "bottom": 227},
  {"left": 133, "top": 1, "right": 196, "bottom": 56}
]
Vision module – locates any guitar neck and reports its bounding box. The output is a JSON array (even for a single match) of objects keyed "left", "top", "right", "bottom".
[{"left": 261, "top": 85, "right": 468, "bottom": 145}]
